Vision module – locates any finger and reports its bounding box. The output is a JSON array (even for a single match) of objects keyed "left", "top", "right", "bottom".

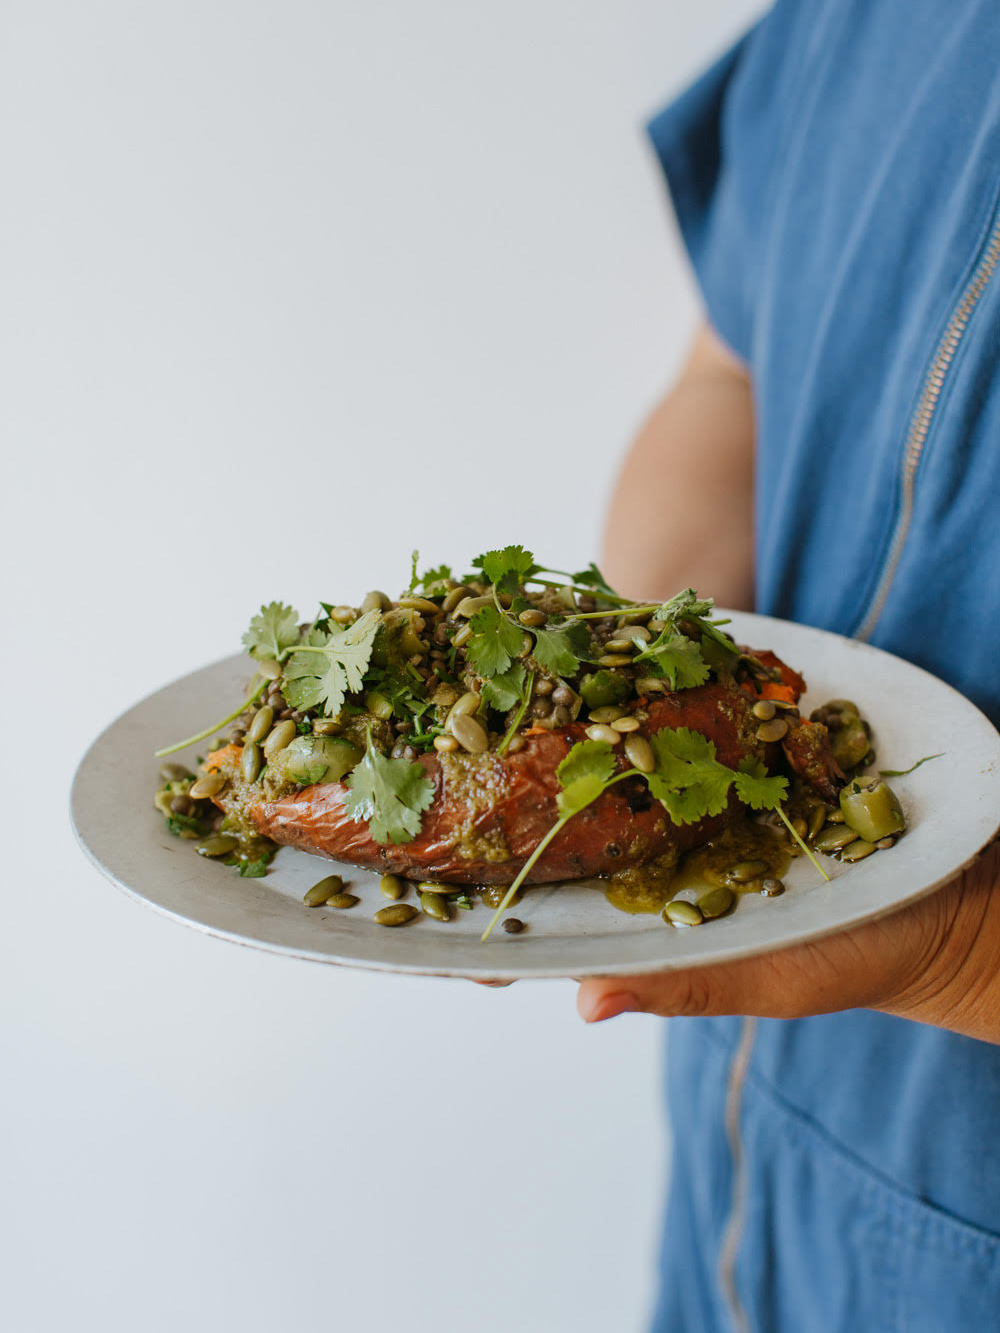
[{"left": 473, "top": 978, "right": 516, "bottom": 988}]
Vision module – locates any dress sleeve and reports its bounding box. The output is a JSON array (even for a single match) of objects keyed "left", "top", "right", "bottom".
[{"left": 647, "top": 22, "right": 781, "bottom": 361}]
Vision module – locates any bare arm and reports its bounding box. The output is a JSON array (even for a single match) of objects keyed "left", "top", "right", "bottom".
[{"left": 602, "top": 323, "right": 755, "bottom": 609}]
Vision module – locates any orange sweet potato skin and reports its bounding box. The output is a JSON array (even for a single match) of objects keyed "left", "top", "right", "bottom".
[{"left": 208, "top": 671, "right": 791, "bottom": 885}]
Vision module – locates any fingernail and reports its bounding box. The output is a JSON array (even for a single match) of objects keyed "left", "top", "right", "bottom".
[{"left": 585, "top": 991, "right": 639, "bottom": 1023}]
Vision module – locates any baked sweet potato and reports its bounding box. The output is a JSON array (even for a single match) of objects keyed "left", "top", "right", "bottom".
[{"left": 204, "top": 651, "right": 841, "bottom": 885}]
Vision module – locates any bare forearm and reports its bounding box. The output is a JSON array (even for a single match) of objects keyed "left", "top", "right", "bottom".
[{"left": 602, "top": 324, "right": 755, "bottom": 608}]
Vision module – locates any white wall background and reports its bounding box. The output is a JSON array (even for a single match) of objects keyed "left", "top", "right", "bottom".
[{"left": 2, "top": 3, "right": 761, "bottom": 1330}]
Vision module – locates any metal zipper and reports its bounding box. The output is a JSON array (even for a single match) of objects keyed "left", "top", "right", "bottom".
[
  {"left": 854, "top": 214, "right": 1000, "bottom": 642},
  {"left": 717, "top": 1016, "right": 758, "bottom": 1333}
]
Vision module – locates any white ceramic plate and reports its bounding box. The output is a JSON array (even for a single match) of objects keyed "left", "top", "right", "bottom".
[{"left": 70, "top": 612, "right": 1000, "bottom": 981}]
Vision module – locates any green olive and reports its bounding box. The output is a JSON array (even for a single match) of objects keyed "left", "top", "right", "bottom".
[
  {"left": 830, "top": 718, "right": 870, "bottom": 769},
  {"left": 275, "top": 736, "right": 362, "bottom": 785},
  {"left": 839, "top": 780, "right": 905, "bottom": 843}
]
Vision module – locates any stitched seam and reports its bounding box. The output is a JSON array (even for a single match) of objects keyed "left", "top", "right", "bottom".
[{"left": 717, "top": 1016, "right": 758, "bottom": 1333}]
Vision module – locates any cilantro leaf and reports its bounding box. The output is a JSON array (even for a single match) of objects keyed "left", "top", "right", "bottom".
[
  {"left": 657, "top": 588, "right": 716, "bottom": 621},
  {"left": 646, "top": 727, "right": 735, "bottom": 826},
  {"left": 556, "top": 739, "right": 619, "bottom": 817},
  {"left": 481, "top": 663, "right": 527, "bottom": 712},
  {"left": 531, "top": 622, "right": 591, "bottom": 677},
  {"left": 733, "top": 757, "right": 789, "bottom": 811},
  {"left": 634, "top": 631, "right": 710, "bottom": 690},
  {"left": 237, "top": 856, "right": 271, "bottom": 878},
  {"left": 242, "top": 602, "right": 300, "bottom": 661},
  {"left": 409, "top": 559, "right": 454, "bottom": 595},
  {"left": 655, "top": 587, "right": 738, "bottom": 657},
  {"left": 283, "top": 609, "right": 381, "bottom": 716},
  {"left": 344, "top": 734, "right": 436, "bottom": 844},
  {"left": 570, "top": 562, "right": 621, "bottom": 601},
  {"left": 473, "top": 545, "right": 538, "bottom": 593},
  {"left": 465, "top": 606, "right": 525, "bottom": 677}
]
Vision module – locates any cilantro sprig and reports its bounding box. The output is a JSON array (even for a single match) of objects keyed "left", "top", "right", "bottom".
[
  {"left": 282, "top": 609, "right": 381, "bottom": 718},
  {"left": 480, "top": 727, "right": 827, "bottom": 940}
]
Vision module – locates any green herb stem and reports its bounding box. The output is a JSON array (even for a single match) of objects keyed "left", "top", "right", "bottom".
[
  {"left": 480, "top": 769, "right": 637, "bottom": 941},
  {"left": 481, "top": 818, "right": 569, "bottom": 942},
  {"left": 496, "top": 671, "right": 535, "bottom": 756},
  {"left": 154, "top": 675, "right": 267, "bottom": 757},
  {"left": 879, "top": 753, "right": 944, "bottom": 778},
  {"left": 776, "top": 807, "right": 831, "bottom": 881},
  {"left": 525, "top": 576, "right": 631, "bottom": 607}
]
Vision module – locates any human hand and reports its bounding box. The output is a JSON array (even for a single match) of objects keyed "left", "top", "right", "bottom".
[{"left": 576, "top": 838, "right": 1000, "bottom": 1044}]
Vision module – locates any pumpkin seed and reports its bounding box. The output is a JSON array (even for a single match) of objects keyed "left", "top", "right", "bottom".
[
  {"left": 664, "top": 900, "right": 704, "bottom": 927},
  {"left": 756, "top": 718, "right": 789, "bottom": 743},
  {"left": 256, "top": 657, "right": 283, "bottom": 680},
  {"left": 840, "top": 839, "right": 877, "bottom": 862},
  {"left": 699, "top": 886, "right": 735, "bottom": 918},
  {"left": 197, "top": 833, "right": 239, "bottom": 858},
  {"left": 159, "top": 762, "right": 192, "bottom": 783},
  {"left": 450, "top": 713, "right": 488, "bottom": 754},
  {"left": 876, "top": 836, "right": 896, "bottom": 850},
  {"left": 420, "top": 891, "right": 451, "bottom": 922},
  {"left": 379, "top": 874, "right": 407, "bottom": 900},
  {"left": 153, "top": 789, "right": 176, "bottom": 816},
  {"left": 449, "top": 691, "right": 482, "bottom": 720},
  {"left": 442, "top": 585, "right": 471, "bottom": 613},
  {"left": 433, "top": 734, "right": 459, "bottom": 753},
  {"left": 374, "top": 904, "right": 419, "bottom": 927},
  {"left": 813, "top": 825, "right": 860, "bottom": 852},
  {"left": 263, "top": 719, "right": 298, "bottom": 758},
  {"left": 588, "top": 705, "right": 626, "bottom": 723},
  {"left": 396, "top": 595, "right": 439, "bottom": 614},
  {"left": 604, "top": 638, "right": 637, "bottom": 654},
  {"left": 454, "top": 595, "right": 493, "bottom": 618},
  {"left": 621, "top": 734, "right": 653, "bottom": 773},
  {"left": 597, "top": 654, "right": 633, "bottom": 667},
  {"left": 611, "top": 715, "right": 641, "bottom": 733},
  {"left": 326, "top": 892, "right": 359, "bottom": 909},
  {"left": 240, "top": 741, "right": 262, "bottom": 783},
  {"left": 360, "top": 589, "right": 392, "bottom": 614},
  {"left": 518, "top": 608, "right": 547, "bottom": 627},
  {"left": 301, "top": 874, "right": 344, "bottom": 907},
  {"left": 585, "top": 723, "right": 622, "bottom": 745},
  {"left": 247, "top": 705, "right": 274, "bottom": 745},
  {"left": 751, "top": 699, "right": 776, "bottom": 721},
  {"left": 190, "top": 772, "right": 226, "bottom": 799},
  {"left": 807, "top": 805, "right": 828, "bottom": 841},
  {"left": 727, "top": 860, "right": 769, "bottom": 883}
]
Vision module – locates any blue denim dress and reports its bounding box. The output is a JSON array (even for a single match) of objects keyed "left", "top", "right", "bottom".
[{"left": 647, "top": 2, "right": 1000, "bottom": 1327}]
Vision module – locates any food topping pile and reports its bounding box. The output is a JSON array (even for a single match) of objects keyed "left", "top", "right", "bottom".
[{"left": 153, "top": 547, "right": 911, "bottom": 938}]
